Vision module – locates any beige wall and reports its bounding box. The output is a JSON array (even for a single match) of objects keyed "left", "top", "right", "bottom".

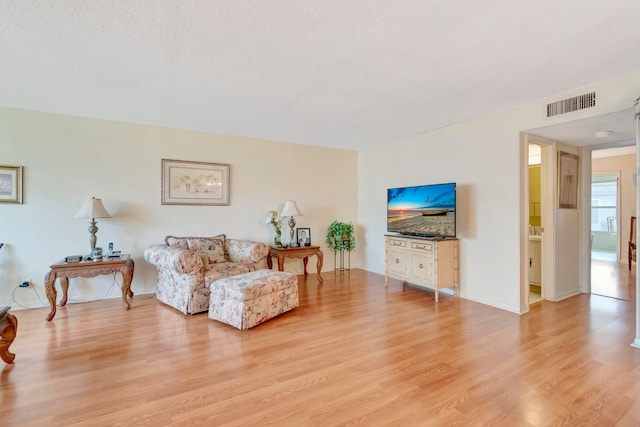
[
  {"left": 0, "top": 108, "right": 358, "bottom": 308},
  {"left": 592, "top": 153, "right": 637, "bottom": 262}
]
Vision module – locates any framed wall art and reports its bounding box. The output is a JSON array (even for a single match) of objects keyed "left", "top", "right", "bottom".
[
  {"left": 162, "top": 159, "right": 230, "bottom": 206},
  {"left": 558, "top": 151, "right": 578, "bottom": 209},
  {"left": 296, "top": 228, "right": 311, "bottom": 246},
  {"left": 0, "top": 165, "right": 23, "bottom": 204}
]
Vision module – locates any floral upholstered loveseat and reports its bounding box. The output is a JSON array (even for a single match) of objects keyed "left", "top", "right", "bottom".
[{"left": 144, "top": 235, "right": 269, "bottom": 314}]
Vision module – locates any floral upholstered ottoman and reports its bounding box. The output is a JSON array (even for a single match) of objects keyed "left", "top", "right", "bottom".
[{"left": 208, "top": 269, "right": 298, "bottom": 330}]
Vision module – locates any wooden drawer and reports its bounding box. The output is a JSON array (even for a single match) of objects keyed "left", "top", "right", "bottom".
[
  {"left": 388, "top": 238, "right": 407, "bottom": 248},
  {"left": 410, "top": 241, "right": 434, "bottom": 252}
]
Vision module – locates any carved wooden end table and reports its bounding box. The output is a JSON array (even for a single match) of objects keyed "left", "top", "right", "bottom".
[
  {"left": 266, "top": 245, "right": 324, "bottom": 283},
  {"left": 0, "top": 306, "right": 18, "bottom": 363},
  {"left": 44, "top": 255, "right": 135, "bottom": 321}
]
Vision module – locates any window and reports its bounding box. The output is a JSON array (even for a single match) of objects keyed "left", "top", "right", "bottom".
[{"left": 591, "top": 174, "right": 618, "bottom": 233}]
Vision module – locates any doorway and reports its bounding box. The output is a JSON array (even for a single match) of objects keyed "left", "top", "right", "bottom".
[
  {"left": 528, "top": 143, "right": 543, "bottom": 304},
  {"left": 520, "top": 109, "right": 636, "bottom": 313},
  {"left": 590, "top": 146, "right": 636, "bottom": 302},
  {"left": 522, "top": 134, "right": 555, "bottom": 311}
]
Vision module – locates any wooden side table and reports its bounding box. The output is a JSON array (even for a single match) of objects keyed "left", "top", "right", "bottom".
[
  {"left": 0, "top": 306, "right": 17, "bottom": 363},
  {"left": 44, "top": 255, "right": 135, "bottom": 321},
  {"left": 266, "top": 246, "right": 324, "bottom": 283}
]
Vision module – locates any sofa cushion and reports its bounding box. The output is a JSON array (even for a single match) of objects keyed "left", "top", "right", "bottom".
[
  {"left": 188, "top": 237, "right": 226, "bottom": 264},
  {"left": 204, "top": 262, "right": 253, "bottom": 286},
  {"left": 165, "top": 234, "right": 226, "bottom": 251},
  {"left": 165, "top": 235, "right": 189, "bottom": 249},
  {"left": 164, "top": 234, "right": 227, "bottom": 251},
  {"left": 198, "top": 252, "right": 212, "bottom": 271}
]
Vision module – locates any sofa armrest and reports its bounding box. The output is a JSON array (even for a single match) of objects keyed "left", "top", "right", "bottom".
[
  {"left": 225, "top": 239, "right": 269, "bottom": 265},
  {"left": 144, "top": 244, "right": 203, "bottom": 275}
]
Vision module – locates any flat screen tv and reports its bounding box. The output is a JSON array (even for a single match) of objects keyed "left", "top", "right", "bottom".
[{"left": 387, "top": 182, "right": 456, "bottom": 238}]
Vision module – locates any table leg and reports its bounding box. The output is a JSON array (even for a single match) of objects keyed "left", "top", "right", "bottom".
[
  {"left": 266, "top": 255, "right": 273, "bottom": 269},
  {"left": 316, "top": 251, "right": 324, "bottom": 284},
  {"left": 44, "top": 271, "right": 57, "bottom": 321},
  {"left": 0, "top": 313, "right": 17, "bottom": 363},
  {"left": 303, "top": 257, "right": 309, "bottom": 277},
  {"left": 59, "top": 277, "right": 69, "bottom": 307},
  {"left": 277, "top": 254, "right": 285, "bottom": 271},
  {"left": 121, "top": 259, "right": 135, "bottom": 310}
]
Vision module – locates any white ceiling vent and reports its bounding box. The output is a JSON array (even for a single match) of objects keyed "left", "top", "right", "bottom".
[{"left": 546, "top": 92, "right": 596, "bottom": 118}]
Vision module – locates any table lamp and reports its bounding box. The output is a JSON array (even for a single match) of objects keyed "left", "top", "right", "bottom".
[
  {"left": 74, "top": 197, "right": 112, "bottom": 253},
  {"left": 280, "top": 200, "right": 302, "bottom": 247}
]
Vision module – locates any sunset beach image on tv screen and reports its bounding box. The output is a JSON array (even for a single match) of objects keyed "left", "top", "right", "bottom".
[{"left": 387, "top": 183, "right": 456, "bottom": 237}]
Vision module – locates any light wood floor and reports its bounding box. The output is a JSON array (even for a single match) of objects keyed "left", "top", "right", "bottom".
[
  {"left": 591, "top": 259, "right": 636, "bottom": 302},
  {"left": 3, "top": 269, "right": 640, "bottom": 426}
]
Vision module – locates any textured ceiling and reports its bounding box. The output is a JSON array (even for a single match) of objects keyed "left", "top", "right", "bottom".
[{"left": 1, "top": 1, "right": 639, "bottom": 151}]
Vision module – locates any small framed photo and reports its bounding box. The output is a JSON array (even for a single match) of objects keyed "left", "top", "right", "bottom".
[
  {"left": 162, "top": 159, "right": 230, "bottom": 206},
  {"left": 0, "top": 165, "right": 23, "bottom": 204},
  {"left": 558, "top": 151, "right": 579, "bottom": 209},
  {"left": 296, "top": 228, "right": 311, "bottom": 246}
]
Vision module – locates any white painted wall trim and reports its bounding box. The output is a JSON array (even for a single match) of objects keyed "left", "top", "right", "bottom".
[
  {"left": 634, "top": 103, "right": 640, "bottom": 348},
  {"left": 579, "top": 147, "right": 592, "bottom": 294}
]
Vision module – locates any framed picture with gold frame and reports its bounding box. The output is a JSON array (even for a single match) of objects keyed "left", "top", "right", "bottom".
[
  {"left": 0, "top": 165, "right": 23, "bottom": 204},
  {"left": 558, "top": 152, "right": 578, "bottom": 209},
  {"left": 162, "top": 159, "right": 230, "bottom": 206}
]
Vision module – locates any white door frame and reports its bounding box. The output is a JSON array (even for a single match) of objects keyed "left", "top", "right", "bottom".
[{"left": 521, "top": 133, "right": 556, "bottom": 312}]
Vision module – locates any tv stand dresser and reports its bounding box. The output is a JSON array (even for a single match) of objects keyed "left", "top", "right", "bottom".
[{"left": 385, "top": 234, "right": 459, "bottom": 302}]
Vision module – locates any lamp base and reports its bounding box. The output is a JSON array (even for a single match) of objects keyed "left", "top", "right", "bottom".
[
  {"left": 288, "top": 216, "right": 297, "bottom": 247},
  {"left": 88, "top": 218, "right": 99, "bottom": 253}
]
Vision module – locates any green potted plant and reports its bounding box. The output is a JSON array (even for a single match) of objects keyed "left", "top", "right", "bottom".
[{"left": 326, "top": 220, "right": 356, "bottom": 253}]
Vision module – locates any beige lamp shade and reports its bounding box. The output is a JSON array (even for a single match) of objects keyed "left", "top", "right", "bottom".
[
  {"left": 74, "top": 197, "right": 112, "bottom": 219},
  {"left": 74, "top": 197, "right": 111, "bottom": 252},
  {"left": 280, "top": 200, "right": 302, "bottom": 218}
]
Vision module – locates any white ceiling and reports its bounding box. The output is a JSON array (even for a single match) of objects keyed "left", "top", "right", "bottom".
[
  {"left": 527, "top": 108, "right": 637, "bottom": 148},
  {"left": 1, "top": 1, "right": 639, "bottom": 151}
]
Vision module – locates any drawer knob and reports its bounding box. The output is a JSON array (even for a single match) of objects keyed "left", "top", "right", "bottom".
[
  {"left": 419, "top": 263, "right": 423, "bottom": 269},
  {"left": 395, "top": 259, "right": 399, "bottom": 263}
]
